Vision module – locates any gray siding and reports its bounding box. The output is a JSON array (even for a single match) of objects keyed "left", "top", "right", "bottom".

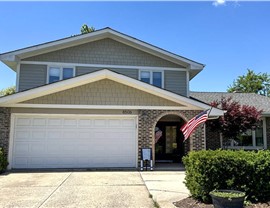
[
  {"left": 164, "top": 71, "right": 187, "bottom": 96},
  {"left": 19, "top": 64, "right": 47, "bottom": 91},
  {"left": 22, "top": 79, "right": 181, "bottom": 107},
  {"left": 76, "top": 66, "right": 138, "bottom": 79},
  {"left": 23, "top": 38, "right": 184, "bottom": 68}
]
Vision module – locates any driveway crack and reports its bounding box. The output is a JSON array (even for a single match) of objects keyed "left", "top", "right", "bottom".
[{"left": 37, "top": 172, "right": 72, "bottom": 208}]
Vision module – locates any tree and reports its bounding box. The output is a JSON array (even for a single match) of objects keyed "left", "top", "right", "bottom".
[
  {"left": 0, "top": 86, "right": 15, "bottom": 96},
  {"left": 227, "top": 69, "right": 270, "bottom": 96},
  {"left": 208, "top": 97, "right": 262, "bottom": 139},
  {"left": 80, "top": 24, "right": 95, "bottom": 34}
]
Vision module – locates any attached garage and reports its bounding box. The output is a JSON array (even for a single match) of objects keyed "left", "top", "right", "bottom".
[{"left": 10, "top": 114, "right": 137, "bottom": 169}]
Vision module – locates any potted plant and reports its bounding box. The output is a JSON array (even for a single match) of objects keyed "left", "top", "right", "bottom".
[{"left": 210, "top": 189, "right": 245, "bottom": 208}]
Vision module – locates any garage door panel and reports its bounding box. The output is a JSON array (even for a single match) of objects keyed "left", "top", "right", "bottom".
[
  {"left": 32, "top": 118, "right": 47, "bottom": 126},
  {"left": 32, "top": 131, "right": 46, "bottom": 140},
  {"left": 30, "top": 142, "right": 46, "bottom": 153},
  {"left": 16, "top": 118, "right": 32, "bottom": 126},
  {"left": 63, "top": 119, "right": 77, "bottom": 127},
  {"left": 78, "top": 119, "right": 92, "bottom": 127},
  {"left": 12, "top": 115, "right": 137, "bottom": 169},
  {"left": 14, "top": 143, "right": 29, "bottom": 154},
  {"left": 47, "top": 118, "right": 62, "bottom": 127},
  {"left": 94, "top": 119, "right": 106, "bottom": 127}
]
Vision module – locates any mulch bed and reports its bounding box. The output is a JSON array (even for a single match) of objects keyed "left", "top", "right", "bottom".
[{"left": 173, "top": 197, "right": 270, "bottom": 208}]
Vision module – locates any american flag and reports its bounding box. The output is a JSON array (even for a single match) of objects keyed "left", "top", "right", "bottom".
[{"left": 180, "top": 109, "right": 210, "bottom": 141}]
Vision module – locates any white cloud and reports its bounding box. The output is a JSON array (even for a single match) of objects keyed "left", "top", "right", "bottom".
[{"left": 213, "top": 0, "right": 226, "bottom": 7}]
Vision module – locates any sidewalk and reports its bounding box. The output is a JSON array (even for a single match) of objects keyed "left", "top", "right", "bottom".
[{"left": 140, "top": 171, "right": 189, "bottom": 208}]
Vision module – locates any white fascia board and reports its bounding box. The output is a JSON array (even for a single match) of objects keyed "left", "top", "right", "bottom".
[
  {"left": 0, "top": 29, "right": 111, "bottom": 61},
  {"left": 0, "top": 69, "right": 223, "bottom": 115}
]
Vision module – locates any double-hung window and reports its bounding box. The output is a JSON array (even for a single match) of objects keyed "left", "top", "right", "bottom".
[
  {"left": 48, "top": 66, "right": 75, "bottom": 84},
  {"left": 140, "top": 70, "right": 163, "bottom": 88}
]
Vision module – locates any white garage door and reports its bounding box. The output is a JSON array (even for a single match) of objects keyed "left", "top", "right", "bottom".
[{"left": 11, "top": 115, "right": 137, "bottom": 169}]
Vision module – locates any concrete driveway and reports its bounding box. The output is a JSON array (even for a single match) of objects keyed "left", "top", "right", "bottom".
[
  {"left": 141, "top": 171, "right": 189, "bottom": 208},
  {"left": 0, "top": 171, "right": 154, "bottom": 208}
]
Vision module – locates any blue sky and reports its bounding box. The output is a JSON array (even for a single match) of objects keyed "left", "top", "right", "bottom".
[{"left": 0, "top": 1, "right": 269, "bottom": 92}]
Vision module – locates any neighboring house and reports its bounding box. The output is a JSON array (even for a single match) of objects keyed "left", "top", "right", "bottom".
[
  {"left": 191, "top": 92, "right": 270, "bottom": 150},
  {"left": 0, "top": 27, "right": 229, "bottom": 169}
]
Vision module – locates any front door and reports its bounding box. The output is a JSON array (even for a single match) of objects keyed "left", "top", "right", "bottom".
[{"left": 155, "top": 122, "right": 184, "bottom": 163}]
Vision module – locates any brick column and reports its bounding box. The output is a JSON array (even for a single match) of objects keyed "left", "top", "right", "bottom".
[{"left": 0, "top": 107, "right": 11, "bottom": 157}]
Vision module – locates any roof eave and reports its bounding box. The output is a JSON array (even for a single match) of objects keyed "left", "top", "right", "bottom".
[
  {"left": 0, "top": 69, "right": 222, "bottom": 116},
  {"left": 0, "top": 28, "right": 205, "bottom": 72}
]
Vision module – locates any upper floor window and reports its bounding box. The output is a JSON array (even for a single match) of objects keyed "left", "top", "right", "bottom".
[
  {"left": 48, "top": 66, "right": 75, "bottom": 84},
  {"left": 139, "top": 70, "right": 163, "bottom": 88}
]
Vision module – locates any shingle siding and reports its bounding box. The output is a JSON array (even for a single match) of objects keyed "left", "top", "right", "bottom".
[
  {"left": 19, "top": 64, "right": 47, "bottom": 91},
  {"left": 165, "top": 71, "right": 187, "bottom": 96},
  {"left": 76, "top": 66, "right": 138, "bottom": 79},
  {"left": 23, "top": 38, "right": 183, "bottom": 68},
  {"left": 22, "top": 79, "right": 182, "bottom": 106}
]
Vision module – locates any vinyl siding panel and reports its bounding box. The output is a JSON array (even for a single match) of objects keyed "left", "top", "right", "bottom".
[
  {"left": 76, "top": 66, "right": 138, "bottom": 79},
  {"left": 164, "top": 71, "right": 187, "bottom": 96},
  {"left": 19, "top": 64, "right": 47, "bottom": 91}
]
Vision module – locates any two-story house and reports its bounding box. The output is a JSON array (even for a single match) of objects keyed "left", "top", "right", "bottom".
[{"left": 0, "top": 27, "right": 250, "bottom": 170}]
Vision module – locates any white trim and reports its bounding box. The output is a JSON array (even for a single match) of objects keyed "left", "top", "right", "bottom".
[
  {"left": 47, "top": 65, "right": 75, "bottom": 84},
  {"left": 263, "top": 117, "right": 267, "bottom": 149},
  {"left": 7, "top": 114, "right": 15, "bottom": 170},
  {"left": 220, "top": 133, "right": 223, "bottom": 148},
  {"left": 1, "top": 28, "right": 204, "bottom": 70},
  {"left": 11, "top": 113, "right": 138, "bottom": 118},
  {"left": 9, "top": 113, "right": 138, "bottom": 169},
  {"left": 252, "top": 130, "right": 256, "bottom": 147},
  {"left": 0, "top": 69, "right": 224, "bottom": 116},
  {"left": 21, "top": 61, "right": 188, "bottom": 72},
  {"left": 15, "top": 63, "right": 20, "bottom": 92},
  {"left": 186, "top": 71, "right": 190, "bottom": 97},
  {"left": 6, "top": 104, "right": 192, "bottom": 110},
  {"left": 138, "top": 69, "right": 164, "bottom": 88}
]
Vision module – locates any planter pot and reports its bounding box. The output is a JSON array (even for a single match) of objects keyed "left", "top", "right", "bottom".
[{"left": 210, "top": 190, "right": 245, "bottom": 208}]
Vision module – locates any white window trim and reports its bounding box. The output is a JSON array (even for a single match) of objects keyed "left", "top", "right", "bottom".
[
  {"left": 138, "top": 69, "right": 164, "bottom": 88},
  {"left": 221, "top": 118, "right": 267, "bottom": 150},
  {"left": 47, "top": 65, "right": 75, "bottom": 84}
]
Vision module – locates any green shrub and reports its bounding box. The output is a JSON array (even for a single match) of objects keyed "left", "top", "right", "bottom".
[
  {"left": 0, "top": 148, "right": 8, "bottom": 173},
  {"left": 183, "top": 150, "right": 270, "bottom": 203}
]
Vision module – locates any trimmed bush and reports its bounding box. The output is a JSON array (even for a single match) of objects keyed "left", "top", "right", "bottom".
[
  {"left": 183, "top": 150, "right": 270, "bottom": 203},
  {"left": 0, "top": 148, "right": 8, "bottom": 173}
]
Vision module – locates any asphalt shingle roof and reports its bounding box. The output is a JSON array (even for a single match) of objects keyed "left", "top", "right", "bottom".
[{"left": 190, "top": 92, "right": 270, "bottom": 114}]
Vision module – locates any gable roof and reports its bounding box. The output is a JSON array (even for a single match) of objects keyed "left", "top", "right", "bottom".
[
  {"left": 190, "top": 92, "right": 270, "bottom": 115},
  {"left": 0, "top": 69, "right": 223, "bottom": 116},
  {"left": 0, "top": 27, "right": 204, "bottom": 79}
]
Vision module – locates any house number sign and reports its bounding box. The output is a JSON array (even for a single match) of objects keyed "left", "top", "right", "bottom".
[{"left": 122, "top": 110, "right": 132, "bottom": 114}]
